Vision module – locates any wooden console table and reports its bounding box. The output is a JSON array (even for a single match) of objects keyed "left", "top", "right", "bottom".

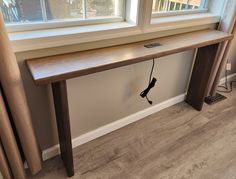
[{"left": 26, "top": 30, "right": 233, "bottom": 177}]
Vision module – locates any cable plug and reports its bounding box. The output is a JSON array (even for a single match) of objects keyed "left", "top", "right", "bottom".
[{"left": 140, "top": 77, "right": 157, "bottom": 105}]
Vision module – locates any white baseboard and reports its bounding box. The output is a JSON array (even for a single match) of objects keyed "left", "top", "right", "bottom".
[
  {"left": 42, "top": 93, "right": 186, "bottom": 161},
  {"left": 219, "top": 73, "right": 236, "bottom": 85}
]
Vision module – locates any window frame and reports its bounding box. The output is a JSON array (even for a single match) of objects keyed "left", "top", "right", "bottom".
[
  {"left": 7, "top": 0, "right": 222, "bottom": 53},
  {"left": 4, "top": 0, "right": 126, "bottom": 33},
  {"left": 152, "top": 0, "right": 209, "bottom": 18}
]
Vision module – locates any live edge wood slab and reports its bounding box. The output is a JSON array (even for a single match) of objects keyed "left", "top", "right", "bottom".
[{"left": 26, "top": 30, "right": 233, "bottom": 177}]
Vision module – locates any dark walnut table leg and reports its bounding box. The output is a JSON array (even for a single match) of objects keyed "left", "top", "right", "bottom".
[
  {"left": 51, "top": 81, "right": 74, "bottom": 177},
  {"left": 186, "top": 43, "right": 220, "bottom": 111}
]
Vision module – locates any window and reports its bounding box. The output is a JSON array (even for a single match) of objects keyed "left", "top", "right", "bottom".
[
  {"left": 152, "top": 0, "right": 207, "bottom": 13},
  {"left": 0, "top": 0, "right": 124, "bottom": 27}
]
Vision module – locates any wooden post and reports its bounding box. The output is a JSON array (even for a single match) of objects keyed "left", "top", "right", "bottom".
[
  {"left": 186, "top": 44, "right": 220, "bottom": 111},
  {"left": 51, "top": 81, "right": 74, "bottom": 177}
]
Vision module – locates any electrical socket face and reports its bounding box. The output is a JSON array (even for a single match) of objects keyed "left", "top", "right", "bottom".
[{"left": 227, "top": 62, "right": 232, "bottom": 71}]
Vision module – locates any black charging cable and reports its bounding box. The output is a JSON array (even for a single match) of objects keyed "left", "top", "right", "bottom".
[{"left": 140, "top": 59, "right": 157, "bottom": 105}]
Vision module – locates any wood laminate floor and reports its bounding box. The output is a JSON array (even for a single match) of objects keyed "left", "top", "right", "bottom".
[{"left": 28, "top": 90, "right": 236, "bottom": 179}]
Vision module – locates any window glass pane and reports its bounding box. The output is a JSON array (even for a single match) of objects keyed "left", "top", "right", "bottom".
[
  {"left": 0, "top": 0, "right": 43, "bottom": 23},
  {"left": 152, "top": 0, "right": 203, "bottom": 13},
  {"left": 45, "top": 0, "right": 83, "bottom": 21},
  {"left": 86, "top": 0, "right": 123, "bottom": 18}
]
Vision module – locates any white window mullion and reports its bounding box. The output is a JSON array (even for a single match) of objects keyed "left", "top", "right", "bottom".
[
  {"left": 82, "top": 0, "right": 87, "bottom": 19},
  {"left": 125, "top": 0, "right": 139, "bottom": 24},
  {"left": 114, "top": 0, "right": 125, "bottom": 19},
  {"left": 157, "top": 0, "right": 162, "bottom": 11},
  {"left": 40, "top": 0, "right": 48, "bottom": 22},
  {"left": 185, "top": 0, "right": 190, "bottom": 10},
  {"left": 122, "top": 0, "right": 127, "bottom": 21},
  {"left": 114, "top": 0, "right": 120, "bottom": 17},
  {"left": 163, "top": 0, "right": 168, "bottom": 11},
  {"left": 138, "top": 0, "right": 153, "bottom": 30},
  {"left": 200, "top": 0, "right": 207, "bottom": 9}
]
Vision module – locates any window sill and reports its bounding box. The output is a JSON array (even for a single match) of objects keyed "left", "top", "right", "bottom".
[
  {"left": 147, "top": 13, "right": 220, "bottom": 33},
  {"left": 10, "top": 22, "right": 140, "bottom": 53},
  {"left": 10, "top": 13, "right": 220, "bottom": 53}
]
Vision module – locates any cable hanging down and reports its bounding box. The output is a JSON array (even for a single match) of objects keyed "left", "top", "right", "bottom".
[{"left": 140, "top": 59, "right": 157, "bottom": 105}]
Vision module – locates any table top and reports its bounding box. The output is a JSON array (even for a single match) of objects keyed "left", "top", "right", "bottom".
[{"left": 26, "top": 30, "right": 233, "bottom": 85}]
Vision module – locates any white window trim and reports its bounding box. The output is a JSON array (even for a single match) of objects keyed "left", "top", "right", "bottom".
[{"left": 10, "top": 22, "right": 140, "bottom": 51}]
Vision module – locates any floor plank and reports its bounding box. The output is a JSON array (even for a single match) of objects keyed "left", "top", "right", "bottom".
[{"left": 27, "top": 90, "right": 236, "bottom": 179}]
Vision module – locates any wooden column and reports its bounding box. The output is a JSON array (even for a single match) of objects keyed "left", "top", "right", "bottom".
[
  {"left": 51, "top": 81, "right": 74, "bottom": 177},
  {"left": 186, "top": 43, "right": 220, "bottom": 111}
]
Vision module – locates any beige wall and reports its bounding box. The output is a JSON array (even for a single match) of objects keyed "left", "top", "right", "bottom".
[
  {"left": 16, "top": 24, "right": 223, "bottom": 151},
  {"left": 67, "top": 51, "right": 194, "bottom": 138}
]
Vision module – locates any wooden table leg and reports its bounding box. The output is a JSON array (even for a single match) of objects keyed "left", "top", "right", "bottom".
[
  {"left": 51, "top": 81, "right": 74, "bottom": 177},
  {"left": 186, "top": 43, "right": 220, "bottom": 111}
]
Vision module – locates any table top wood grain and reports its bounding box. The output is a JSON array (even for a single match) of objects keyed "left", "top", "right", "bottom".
[{"left": 26, "top": 30, "right": 233, "bottom": 85}]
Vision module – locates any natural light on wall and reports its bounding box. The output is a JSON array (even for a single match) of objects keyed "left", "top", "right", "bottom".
[
  {"left": 152, "top": 0, "right": 206, "bottom": 13},
  {"left": 0, "top": 0, "right": 124, "bottom": 24}
]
